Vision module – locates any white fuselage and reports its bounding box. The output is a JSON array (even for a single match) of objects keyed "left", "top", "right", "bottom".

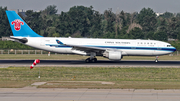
[{"left": 21, "top": 37, "right": 176, "bottom": 56}]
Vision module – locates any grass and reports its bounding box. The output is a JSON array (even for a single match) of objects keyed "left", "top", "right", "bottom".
[
  {"left": 0, "top": 54, "right": 179, "bottom": 61},
  {"left": 1, "top": 67, "right": 180, "bottom": 89}
]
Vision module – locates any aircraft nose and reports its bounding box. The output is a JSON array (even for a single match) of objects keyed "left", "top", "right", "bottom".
[{"left": 173, "top": 47, "right": 176, "bottom": 52}]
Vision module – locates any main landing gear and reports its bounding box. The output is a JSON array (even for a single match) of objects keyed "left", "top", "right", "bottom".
[
  {"left": 85, "top": 57, "right": 97, "bottom": 63},
  {"left": 85, "top": 52, "right": 97, "bottom": 63},
  {"left": 155, "top": 56, "right": 159, "bottom": 63}
]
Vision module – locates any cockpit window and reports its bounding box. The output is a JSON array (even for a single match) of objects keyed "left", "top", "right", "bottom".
[{"left": 167, "top": 45, "right": 172, "bottom": 47}]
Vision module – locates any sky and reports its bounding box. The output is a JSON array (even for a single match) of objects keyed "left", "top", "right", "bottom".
[{"left": 1, "top": 0, "right": 180, "bottom": 14}]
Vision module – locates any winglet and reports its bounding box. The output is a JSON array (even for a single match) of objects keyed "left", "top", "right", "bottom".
[{"left": 56, "top": 39, "right": 64, "bottom": 44}]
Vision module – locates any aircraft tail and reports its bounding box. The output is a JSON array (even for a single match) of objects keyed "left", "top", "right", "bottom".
[
  {"left": 56, "top": 39, "right": 64, "bottom": 45},
  {"left": 6, "top": 11, "right": 42, "bottom": 37}
]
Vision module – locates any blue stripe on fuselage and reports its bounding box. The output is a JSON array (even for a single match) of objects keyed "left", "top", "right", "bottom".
[
  {"left": 46, "top": 44, "right": 176, "bottom": 52},
  {"left": 88, "top": 45, "right": 176, "bottom": 52},
  {"left": 48, "top": 45, "right": 71, "bottom": 48}
]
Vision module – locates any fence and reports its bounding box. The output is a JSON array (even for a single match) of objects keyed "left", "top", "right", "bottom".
[{"left": 0, "top": 49, "right": 56, "bottom": 55}]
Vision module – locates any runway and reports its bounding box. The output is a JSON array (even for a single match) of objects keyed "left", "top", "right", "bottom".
[
  {"left": 0, "top": 60, "right": 180, "bottom": 67},
  {"left": 0, "top": 87, "right": 180, "bottom": 101}
]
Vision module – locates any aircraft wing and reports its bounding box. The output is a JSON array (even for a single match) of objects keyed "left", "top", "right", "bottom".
[
  {"left": 65, "top": 44, "right": 106, "bottom": 52},
  {"left": 56, "top": 39, "right": 106, "bottom": 52}
]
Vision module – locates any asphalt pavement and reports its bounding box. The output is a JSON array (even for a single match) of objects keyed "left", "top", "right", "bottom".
[
  {"left": 0, "top": 60, "right": 180, "bottom": 67},
  {"left": 0, "top": 87, "right": 180, "bottom": 101}
]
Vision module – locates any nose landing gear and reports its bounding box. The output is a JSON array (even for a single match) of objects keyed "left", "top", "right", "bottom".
[{"left": 155, "top": 56, "right": 159, "bottom": 63}]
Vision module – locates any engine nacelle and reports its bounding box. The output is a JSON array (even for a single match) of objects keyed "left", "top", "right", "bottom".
[
  {"left": 103, "top": 51, "right": 122, "bottom": 60},
  {"left": 72, "top": 50, "right": 87, "bottom": 55}
]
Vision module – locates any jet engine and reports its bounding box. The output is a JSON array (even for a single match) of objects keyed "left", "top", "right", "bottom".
[{"left": 103, "top": 51, "right": 122, "bottom": 60}]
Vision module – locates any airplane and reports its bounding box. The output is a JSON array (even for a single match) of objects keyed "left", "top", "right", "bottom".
[{"left": 6, "top": 11, "right": 176, "bottom": 63}]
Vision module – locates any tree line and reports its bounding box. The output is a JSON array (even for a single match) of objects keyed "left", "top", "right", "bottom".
[{"left": 1, "top": 5, "right": 180, "bottom": 50}]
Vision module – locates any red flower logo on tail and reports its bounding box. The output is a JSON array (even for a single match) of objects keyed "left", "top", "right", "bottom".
[{"left": 11, "top": 19, "right": 24, "bottom": 31}]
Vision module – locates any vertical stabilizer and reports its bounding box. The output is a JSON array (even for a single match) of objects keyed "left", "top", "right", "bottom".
[{"left": 6, "top": 11, "right": 42, "bottom": 37}]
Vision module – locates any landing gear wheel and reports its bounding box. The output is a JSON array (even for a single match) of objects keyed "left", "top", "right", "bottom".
[
  {"left": 85, "top": 58, "right": 91, "bottom": 63},
  {"left": 85, "top": 58, "right": 97, "bottom": 63},
  {"left": 155, "top": 56, "right": 159, "bottom": 63},
  {"left": 94, "top": 58, "right": 97, "bottom": 62},
  {"left": 91, "top": 58, "right": 97, "bottom": 63},
  {"left": 155, "top": 59, "right": 158, "bottom": 63}
]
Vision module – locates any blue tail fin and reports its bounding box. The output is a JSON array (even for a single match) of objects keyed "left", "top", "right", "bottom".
[
  {"left": 6, "top": 11, "right": 42, "bottom": 37},
  {"left": 56, "top": 39, "right": 64, "bottom": 44}
]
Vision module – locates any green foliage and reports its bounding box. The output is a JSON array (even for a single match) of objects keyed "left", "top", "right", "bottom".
[
  {"left": 137, "top": 8, "right": 156, "bottom": 25},
  {"left": 55, "top": 6, "right": 102, "bottom": 37},
  {"left": 146, "top": 31, "right": 155, "bottom": 40},
  {"left": 0, "top": 7, "right": 12, "bottom": 38},
  {"left": 0, "top": 6, "right": 177, "bottom": 40},
  {"left": 176, "top": 13, "right": 180, "bottom": 18},
  {"left": 120, "top": 11, "right": 127, "bottom": 27},
  {"left": 42, "top": 5, "right": 58, "bottom": 15},
  {"left": 23, "top": 10, "right": 43, "bottom": 34},
  {"left": 53, "top": 32, "right": 60, "bottom": 37},
  {"left": 118, "top": 26, "right": 129, "bottom": 39},
  {"left": 160, "top": 12, "right": 174, "bottom": 18},
  {"left": 169, "top": 41, "right": 180, "bottom": 51},
  {"left": 0, "top": 40, "right": 34, "bottom": 49},
  {"left": 103, "top": 9, "right": 116, "bottom": 33},
  {"left": 137, "top": 8, "right": 157, "bottom": 38},
  {"left": 153, "top": 31, "right": 168, "bottom": 41},
  {"left": 128, "top": 27, "right": 143, "bottom": 39}
]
